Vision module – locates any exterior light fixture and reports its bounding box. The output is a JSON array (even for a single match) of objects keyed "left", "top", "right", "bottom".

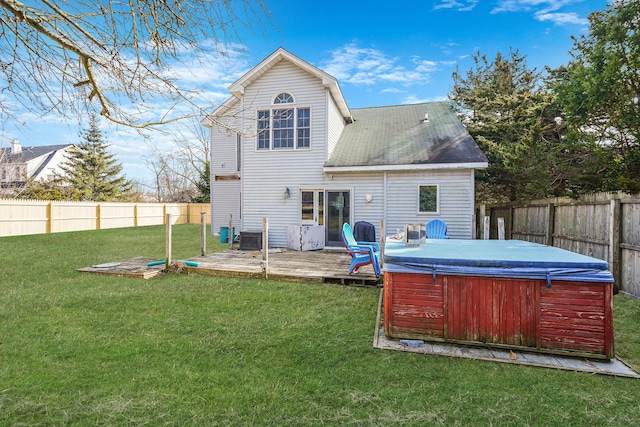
[
  {"left": 365, "top": 193, "right": 373, "bottom": 203},
  {"left": 284, "top": 187, "right": 291, "bottom": 199}
]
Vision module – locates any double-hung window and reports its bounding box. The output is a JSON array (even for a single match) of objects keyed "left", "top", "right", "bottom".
[
  {"left": 257, "top": 111, "right": 270, "bottom": 150},
  {"left": 257, "top": 92, "right": 310, "bottom": 150},
  {"left": 297, "top": 108, "right": 310, "bottom": 148},
  {"left": 273, "top": 109, "right": 294, "bottom": 148}
]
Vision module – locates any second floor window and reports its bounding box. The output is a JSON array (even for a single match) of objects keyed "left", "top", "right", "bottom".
[
  {"left": 257, "top": 92, "right": 310, "bottom": 150},
  {"left": 273, "top": 109, "right": 294, "bottom": 149}
]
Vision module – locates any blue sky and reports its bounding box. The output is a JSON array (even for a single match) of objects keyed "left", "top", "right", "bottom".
[{"left": 0, "top": 0, "right": 605, "bottom": 186}]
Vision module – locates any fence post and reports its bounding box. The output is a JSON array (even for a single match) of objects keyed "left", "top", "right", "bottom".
[
  {"left": 506, "top": 203, "right": 513, "bottom": 240},
  {"left": 545, "top": 203, "right": 555, "bottom": 246},
  {"left": 262, "top": 217, "right": 269, "bottom": 279},
  {"left": 200, "top": 212, "right": 207, "bottom": 256},
  {"left": 96, "top": 204, "right": 101, "bottom": 230},
  {"left": 166, "top": 213, "right": 172, "bottom": 270},
  {"left": 472, "top": 212, "right": 477, "bottom": 240},
  {"left": 134, "top": 204, "right": 138, "bottom": 227},
  {"left": 46, "top": 202, "right": 52, "bottom": 234},
  {"left": 483, "top": 216, "right": 490, "bottom": 240},
  {"left": 228, "top": 214, "right": 233, "bottom": 250},
  {"left": 498, "top": 218, "right": 505, "bottom": 240},
  {"left": 479, "top": 204, "right": 486, "bottom": 239},
  {"left": 609, "top": 198, "right": 621, "bottom": 293}
]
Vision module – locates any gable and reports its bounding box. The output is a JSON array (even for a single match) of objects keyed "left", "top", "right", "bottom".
[
  {"left": 1, "top": 144, "right": 73, "bottom": 164},
  {"left": 325, "top": 102, "right": 488, "bottom": 171},
  {"left": 203, "top": 47, "right": 352, "bottom": 127}
]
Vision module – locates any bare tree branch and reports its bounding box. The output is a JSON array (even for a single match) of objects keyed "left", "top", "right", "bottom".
[{"left": 0, "top": 0, "right": 271, "bottom": 128}]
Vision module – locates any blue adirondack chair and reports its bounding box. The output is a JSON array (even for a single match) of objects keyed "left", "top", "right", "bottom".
[
  {"left": 342, "top": 223, "right": 381, "bottom": 278},
  {"left": 427, "top": 219, "right": 449, "bottom": 239}
]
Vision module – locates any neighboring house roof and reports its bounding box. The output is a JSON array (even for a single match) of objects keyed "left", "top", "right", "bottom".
[
  {"left": 1, "top": 144, "right": 72, "bottom": 164},
  {"left": 202, "top": 47, "right": 353, "bottom": 126},
  {"left": 324, "top": 102, "right": 488, "bottom": 172},
  {"left": 1, "top": 144, "right": 74, "bottom": 183}
]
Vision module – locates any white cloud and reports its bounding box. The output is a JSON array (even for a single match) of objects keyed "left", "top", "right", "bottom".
[
  {"left": 492, "top": 0, "right": 589, "bottom": 25},
  {"left": 535, "top": 11, "right": 588, "bottom": 25},
  {"left": 380, "top": 87, "right": 403, "bottom": 94},
  {"left": 402, "top": 94, "right": 449, "bottom": 104},
  {"left": 166, "top": 45, "right": 251, "bottom": 88},
  {"left": 321, "top": 43, "right": 445, "bottom": 87},
  {"left": 321, "top": 44, "right": 394, "bottom": 82},
  {"left": 433, "top": 0, "right": 479, "bottom": 11}
]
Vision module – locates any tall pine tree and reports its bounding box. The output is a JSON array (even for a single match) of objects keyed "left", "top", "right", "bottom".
[
  {"left": 58, "top": 115, "right": 132, "bottom": 201},
  {"left": 552, "top": 1, "right": 640, "bottom": 193},
  {"left": 450, "top": 50, "right": 600, "bottom": 202},
  {"left": 192, "top": 161, "right": 210, "bottom": 203}
]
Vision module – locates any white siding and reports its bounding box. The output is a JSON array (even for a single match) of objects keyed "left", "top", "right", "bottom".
[
  {"left": 211, "top": 131, "right": 239, "bottom": 176},
  {"left": 240, "top": 61, "right": 334, "bottom": 246},
  {"left": 385, "top": 169, "right": 475, "bottom": 239},
  {"left": 326, "top": 94, "right": 345, "bottom": 158},
  {"left": 210, "top": 110, "right": 242, "bottom": 234},
  {"left": 30, "top": 149, "right": 72, "bottom": 181},
  {"left": 211, "top": 180, "right": 241, "bottom": 234}
]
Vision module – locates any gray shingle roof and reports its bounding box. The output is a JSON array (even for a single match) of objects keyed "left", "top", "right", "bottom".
[
  {"left": 325, "top": 102, "right": 487, "bottom": 169},
  {"left": 1, "top": 144, "right": 72, "bottom": 163}
]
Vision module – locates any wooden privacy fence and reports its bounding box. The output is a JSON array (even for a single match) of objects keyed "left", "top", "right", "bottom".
[
  {"left": 476, "top": 192, "right": 640, "bottom": 299},
  {"left": 0, "top": 199, "right": 210, "bottom": 237}
]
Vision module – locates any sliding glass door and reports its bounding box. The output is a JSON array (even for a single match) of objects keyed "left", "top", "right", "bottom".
[{"left": 325, "top": 190, "right": 350, "bottom": 247}]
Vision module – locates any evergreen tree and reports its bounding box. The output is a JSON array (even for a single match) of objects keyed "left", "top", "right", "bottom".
[
  {"left": 19, "top": 178, "right": 70, "bottom": 200},
  {"left": 450, "top": 50, "right": 601, "bottom": 202},
  {"left": 58, "top": 115, "right": 132, "bottom": 201},
  {"left": 192, "top": 161, "right": 211, "bottom": 203},
  {"left": 552, "top": 0, "right": 640, "bottom": 193}
]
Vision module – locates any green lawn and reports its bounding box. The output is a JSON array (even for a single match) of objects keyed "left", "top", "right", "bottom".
[{"left": 1, "top": 225, "right": 640, "bottom": 426}]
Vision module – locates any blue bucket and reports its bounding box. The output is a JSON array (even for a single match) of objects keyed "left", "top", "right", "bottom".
[{"left": 219, "top": 226, "right": 235, "bottom": 243}]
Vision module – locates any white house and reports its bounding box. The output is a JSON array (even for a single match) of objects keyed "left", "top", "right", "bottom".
[
  {"left": 202, "top": 48, "right": 487, "bottom": 248},
  {"left": 0, "top": 140, "right": 74, "bottom": 194}
]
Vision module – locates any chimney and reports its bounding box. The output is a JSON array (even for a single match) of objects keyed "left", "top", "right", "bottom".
[{"left": 11, "top": 139, "right": 21, "bottom": 154}]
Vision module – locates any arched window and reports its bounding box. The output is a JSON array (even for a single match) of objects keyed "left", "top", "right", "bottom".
[
  {"left": 258, "top": 92, "right": 310, "bottom": 150},
  {"left": 273, "top": 92, "right": 294, "bottom": 104}
]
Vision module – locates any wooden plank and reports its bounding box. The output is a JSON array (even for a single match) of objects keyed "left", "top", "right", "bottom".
[
  {"left": 384, "top": 272, "right": 393, "bottom": 336},
  {"left": 604, "top": 282, "right": 615, "bottom": 358},
  {"left": 609, "top": 198, "right": 621, "bottom": 292},
  {"left": 77, "top": 257, "right": 164, "bottom": 279},
  {"left": 384, "top": 272, "right": 445, "bottom": 338}
]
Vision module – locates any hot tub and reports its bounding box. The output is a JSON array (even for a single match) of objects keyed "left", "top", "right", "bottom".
[{"left": 383, "top": 239, "right": 615, "bottom": 359}]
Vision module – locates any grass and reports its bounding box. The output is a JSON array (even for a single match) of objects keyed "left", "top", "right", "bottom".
[{"left": 1, "top": 224, "right": 640, "bottom": 426}]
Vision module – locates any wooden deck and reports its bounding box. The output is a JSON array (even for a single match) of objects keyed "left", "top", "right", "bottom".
[
  {"left": 187, "top": 248, "right": 381, "bottom": 285},
  {"left": 78, "top": 249, "right": 381, "bottom": 285}
]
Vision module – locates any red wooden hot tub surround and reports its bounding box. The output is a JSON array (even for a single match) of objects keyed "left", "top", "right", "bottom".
[{"left": 383, "top": 271, "right": 614, "bottom": 359}]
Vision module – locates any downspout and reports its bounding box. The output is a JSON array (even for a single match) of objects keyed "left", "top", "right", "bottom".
[
  {"left": 383, "top": 171, "right": 388, "bottom": 239},
  {"left": 240, "top": 96, "right": 245, "bottom": 232}
]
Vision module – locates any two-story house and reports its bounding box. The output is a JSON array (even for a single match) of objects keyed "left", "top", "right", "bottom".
[
  {"left": 1, "top": 140, "right": 74, "bottom": 195},
  {"left": 202, "top": 48, "right": 487, "bottom": 249}
]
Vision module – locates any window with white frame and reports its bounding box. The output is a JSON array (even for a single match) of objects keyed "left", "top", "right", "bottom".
[
  {"left": 257, "top": 92, "right": 310, "bottom": 150},
  {"left": 418, "top": 185, "right": 439, "bottom": 213}
]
